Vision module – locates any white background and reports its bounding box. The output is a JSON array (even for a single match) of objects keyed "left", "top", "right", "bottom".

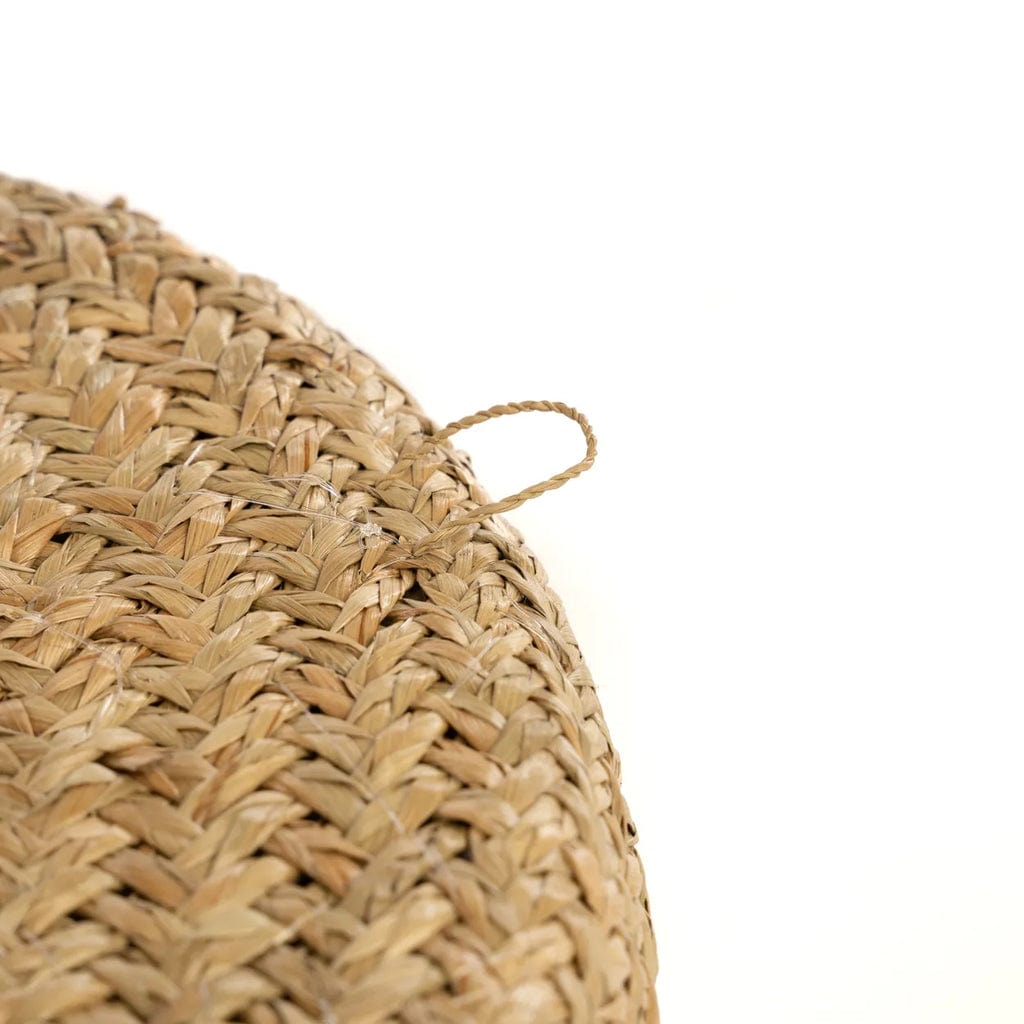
[{"left": 7, "top": 3, "right": 1024, "bottom": 1021}]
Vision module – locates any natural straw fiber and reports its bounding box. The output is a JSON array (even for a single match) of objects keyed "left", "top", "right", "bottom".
[{"left": 0, "top": 175, "right": 657, "bottom": 1023}]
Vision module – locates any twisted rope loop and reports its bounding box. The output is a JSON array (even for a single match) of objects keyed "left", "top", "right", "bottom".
[{"left": 412, "top": 400, "right": 597, "bottom": 553}]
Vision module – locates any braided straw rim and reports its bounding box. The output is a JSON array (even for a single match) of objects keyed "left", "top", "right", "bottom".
[{"left": 0, "top": 174, "right": 657, "bottom": 1024}]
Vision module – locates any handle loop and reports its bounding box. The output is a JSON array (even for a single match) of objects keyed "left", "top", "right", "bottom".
[{"left": 411, "top": 399, "right": 597, "bottom": 553}]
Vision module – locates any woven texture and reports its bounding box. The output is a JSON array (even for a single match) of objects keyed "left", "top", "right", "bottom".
[{"left": 0, "top": 175, "right": 657, "bottom": 1023}]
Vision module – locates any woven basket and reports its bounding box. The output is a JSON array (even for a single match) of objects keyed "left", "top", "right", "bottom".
[{"left": 0, "top": 176, "right": 658, "bottom": 1024}]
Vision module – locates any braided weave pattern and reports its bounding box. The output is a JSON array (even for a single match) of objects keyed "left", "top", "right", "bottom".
[{"left": 0, "top": 176, "right": 657, "bottom": 1023}]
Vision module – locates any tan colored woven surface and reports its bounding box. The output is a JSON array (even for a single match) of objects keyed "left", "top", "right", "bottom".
[{"left": 0, "top": 175, "right": 657, "bottom": 1023}]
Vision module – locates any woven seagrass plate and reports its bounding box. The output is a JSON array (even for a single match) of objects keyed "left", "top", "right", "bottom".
[{"left": 0, "top": 176, "right": 657, "bottom": 1023}]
